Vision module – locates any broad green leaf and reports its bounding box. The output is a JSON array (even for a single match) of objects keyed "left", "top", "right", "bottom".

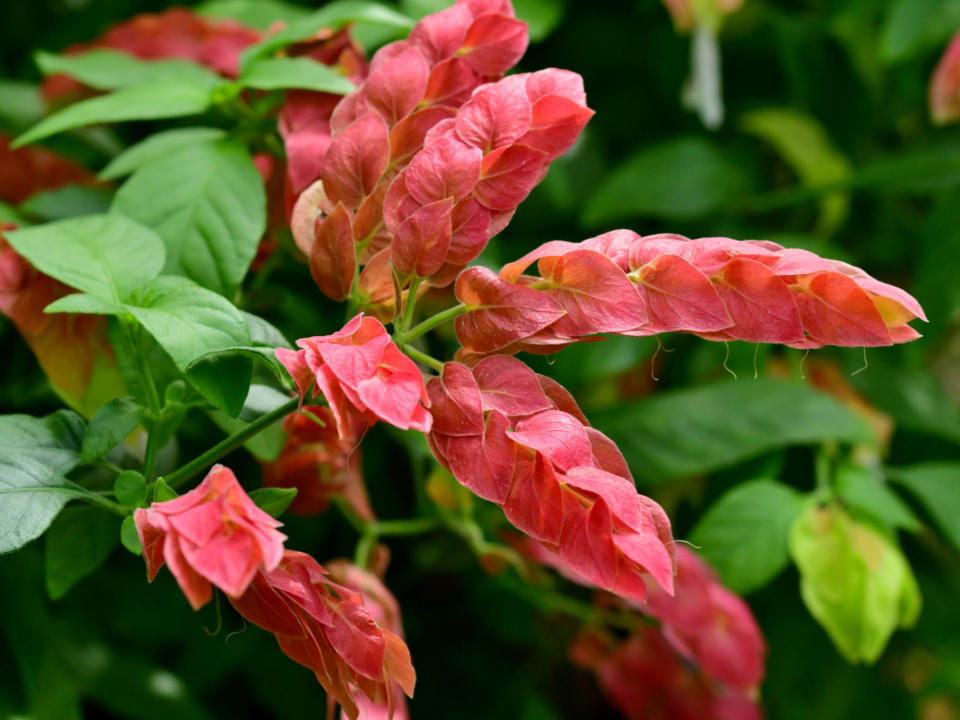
[
  {"left": 0, "top": 79, "right": 45, "bottom": 132},
  {"left": 154, "top": 478, "right": 178, "bottom": 502},
  {"left": 0, "top": 411, "right": 84, "bottom": 474},
  {"left": 81, "top": 398, "right": 145, "bottom": 463},
  {"left": 112, "top": 140, "right": 266, "bottom": 296},
  {"left": 14, "top": 80, "right": 219, "bottom": 147},
  {"left": 35, "top": 50, "right": 223, "bottom": 92},
  {"left": 241, "top": 57, "right": 356, "bottom": 94},
  {"left": 4, "top": 214, "right": 165, "bottom": 302},
  {"left": 835, "top": 464, "right": 920, "bottom": 532},
  {"left": 114, "top": 471, "right": 147, "bottom": 509},
  {"left": 248, "top": 487, "right": 298, "bottom": 518},
  {"left": 44, "top": 505, "right": 118, "bottom": 600},
  {"left": 789, "top": 503, "right": 921, "bottom": 663},
  {"left": 197, "top": 0, "right": 311, "bottom": 29},
  {"left": 591, "top": 379, "right": 875, "bottom": 485},
  {"left": 887, "top": 463, "right": 960, "bottom": 551},
  {"left": 690, "top": 479, "right": 804, "bottom": 593},
  {"left": 127, "top": 276, "right": 252, "bottom": 415},
  {"left": 240, "top": 1, "right": 415, "bottom": 71},
  {"left": 0, "top": 455, "right": 85, "bottom": 554},
  {"left": 44, "top": 293, "right": 125, "bottom": 315},
  {"left": 880, "top": 0, "right": 960, "bottom": 64},
  {"left": 514, "top": 0, "right": 567, "bottom": 42},
  {"left": 582, "top": 137, "right": 752, "bottom": 226},
  {"left": 242, "top": 310, "right": 293, "bottom": 348},
  {"left": 740, "top": 108, "right": 852, "bottom": 235},
  {"left": 19, "top": 184, "right": 113, "bottom": 222},
  {"left": 99, "top": 127, "right": 227, "bottom": 180},
  {"left": 120, "top": 514, "right": 142, "bottom": 555},
  {"left": 208, "top": 384, "right": 291, "bottom": 461}
]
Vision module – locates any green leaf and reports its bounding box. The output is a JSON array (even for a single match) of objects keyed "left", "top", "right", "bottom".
[
  {"left": 591, "top": 379, "right": 875, "bottom": 485},
  {"left": 740, "top": 108, "right": 852, "bottom": 235},
  {"left": 154, "top": 478, "right": 178, "bottom": 502},
  {"left": 98, "top": 127, "right": 227, "bottom": 180},
  {"left": 44, "top": 293, "right": 125, "bottom": 315},
  {"left": 81, "top": 398, "right": 145, "bottom": 463},
  {"left": 880, "top": 0, "right": 960, "bottom": 64},
  {"left": 112, "top": 139, "right": 266, "bottom": 296},
  {"left": 514, "top": 0, "right": 567, "bottom": 42},
  {"left": 35, "top": 50, "right": 223, "bottom": 92},
  {"left": 18, "top": 184, "right": 113, "bottom": 221},
  {"left": 789, "top": 503, "right": 921, "bottom": 663},
  {"left": 887, "top": 463, "right": 960, "bottom": 551},
  {"left": 0, "top": 411, "right": 84, "bottom": 474},
  {"left": 114, "top": 471, "right": 147, "bottom": 509},
  {"left": 0, "top": 199, "right": 28, "bottom": 224},
  {"left": 690, "top": 479, "right": 805, "bottom": 593},
  {"left": 45, "top": 505, "right": 119, "bottom": 600},
  {"left": 197, "top": 0, "right": 311, "bottom": 29},
  {"left": 4, "top": 214, "right": 165, "bottom": 302},
  {"left": 0, "top": 455, "right": 85, "bottom": 555},
  {"left": 582, "top": 137, "right": 752, "bottom": 226},
  {"left": 13, "top": 80, "right": 219, "bottom": 147},
  {"left": 240, "top": 1, "right": 415, "bottom": 71},
  {"left": 242, "top": 310, "right": 293, "bottom": 348},
  {"left": 247, "top": 487, "right": 298, "bottom": 518},
  {"left": 127, "top": 276, "right": 252, "bottom": 415},
  {"left": 208, "top": 384, "right": 291, "bottom": 461},
  {"left": 240, "top": 57, "right": 356, "bottom": 94},
  {"left": 120, "top": 514, "right": 143, "bottom": 555},
  {"left": 835, "top": 464, "right": 921, "bottom": 532}
]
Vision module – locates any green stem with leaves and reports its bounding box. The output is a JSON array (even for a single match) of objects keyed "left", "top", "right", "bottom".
[{"left": 400, "top": 303, "right": 469, "bottom": 344}]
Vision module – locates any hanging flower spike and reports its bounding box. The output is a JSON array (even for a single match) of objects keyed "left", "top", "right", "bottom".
[
  {"left": 229, "top": 551, "right": 415, "bottom": 720},
  {"left": 426, "top": 357, "right": 675, "bottom": 601},
  {"left": 276, "top": 314, "right": 432, "bottom": 439},
  {"left": 643, "top": 546, "right": 765, "bottom": 694},
  {"left": 457, "top": 231, "right": 925, "bottom": 354},
  {"left": 42, "top": 8, "right": 260, "bottom": 101},
  {"left": 326, "top": 560, "right": 412, "bottom": 720},
  {"left": 133, "top": 464, "right": 287, "bottom": 610},
  {"left": 261, "top": 405, "right": 373, "bottom": 520},
  {"left": 570, "top": 626, "right": 761, "bottom": 720},
  {"left": 931, "top": 30, "right": 960, "bottom": 125}
]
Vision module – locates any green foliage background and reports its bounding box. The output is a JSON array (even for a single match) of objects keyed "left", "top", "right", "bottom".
[{"left": 2, "top": 0, "right": 960, "bottom": 718}]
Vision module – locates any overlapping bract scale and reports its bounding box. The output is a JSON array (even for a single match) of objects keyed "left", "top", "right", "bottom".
[
  {"left": 456, "top": 231, "right": 926, "bottom": 354},
  {"left": 426, "top": 357, "right": 675, "bottom": 601},
  {"left": 930, "top": 29, "right": 960, "bottom": 125}
]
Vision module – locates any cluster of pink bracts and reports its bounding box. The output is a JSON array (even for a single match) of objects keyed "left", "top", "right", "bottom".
[
  {"left": 455, "top": 231, "right": 926, "bottom": 357},
  {"left": 15, "top": 1, "right": 935, "bottom": 719},
  {"left": 290, "top": 0, "right": 591, "bottom": 302},
  {"left": 568, "top": 547, "right": 764, "bottom": 720},
  {"left": 135, "top": 466, "right": 414, "bottom": 719}
]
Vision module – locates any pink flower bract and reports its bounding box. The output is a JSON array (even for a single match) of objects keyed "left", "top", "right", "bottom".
[{"left": 134, "top": 464, "right": 286, "bottom": 610}]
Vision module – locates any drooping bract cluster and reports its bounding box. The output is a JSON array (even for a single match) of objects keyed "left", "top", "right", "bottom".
[
  {"left": 134, "top": 464, "right": 288, "bottom": 609},
  {"left": 229, "top": 551, "right": 416, "bottom": 720},
  {"left": 455, "top": 231, "right": 926, "bottom": 356},
  {"left": 425, "top": 356, "right": 675, "bottom": 600},
  {"left": 277, "top": 313, "right": 432, "bottom": 439}
]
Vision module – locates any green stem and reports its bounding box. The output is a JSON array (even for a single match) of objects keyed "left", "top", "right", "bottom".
[
  {"left": 400, "top": 303, "right": 469, "bottom": 344},
  {"left": 80, "top": 491, "right": 128, "bottom": 517},
  {"left": 402, "top": 345, "right": 444, "bottom": 373},
  {"left": 162, "top": 397, "right": 299, "bottom": 489},
  {"left": 373, "top": 517, "right": 442, "bottom": 536},
  {"left": 399, "top": 276, "right": 422, "bottom": 333},
  {"left": 127, "top": 324, "right": 161, "bottom": 481}
]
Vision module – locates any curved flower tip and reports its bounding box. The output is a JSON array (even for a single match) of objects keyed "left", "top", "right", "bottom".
[
  {"left": 229, "top": 551, "right": 415, "bottom": 720},
  {"left": 931, "top": 30, "right": 960, "bottom": 125},
  {"left": 134, "top": 464, "right": 286, "bottom": 610},
  {"left": 276, "top": 314, "right": 432, "bottom": 440}
]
